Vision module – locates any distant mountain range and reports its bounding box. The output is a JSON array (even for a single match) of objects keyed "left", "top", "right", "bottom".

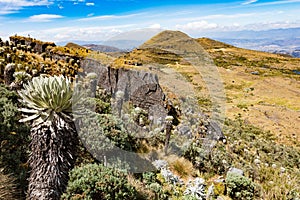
[
  {"left": 58, "top": 27, "right": 300, "bottom": 57},
  {"left": 56, "top": 28, "right": 162, "bottom": 51},
  {"left": 83, "top": 44, "right": 123, "bottom": 52},
  {"left": 218, "top": 38, "right": 300, "bottom": 58},
  {"left": 205, "top": 27, "right": 300, "bottom": 40},
  {"left": 195, "top": 27, "right": 300, "bottom": 58}
]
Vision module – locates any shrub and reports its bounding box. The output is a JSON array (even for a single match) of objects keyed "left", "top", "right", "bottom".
[
  {"left": 224, "top": 117, "right": 300, "bottom": 199},
  {"left": 131, "top": 172, "right": 170, "bottom": 200},
  {"left": 226, "top": 173, "right": 256, "bottom": 200},
  {"left": 62, "top": 163, "right": 138, "bottom": 200},
  {"left": 184, "top": 140, "right": 231, "bottom": 175},
  {"left": 0, "top": 84, "right": 29, "bottom": 197},
  {"left": 78, "top": 113, "right": 140, "bottom": 158}
]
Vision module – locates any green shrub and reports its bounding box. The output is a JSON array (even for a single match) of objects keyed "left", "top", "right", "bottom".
[
  {"left": 78, "top": 113, "right": 139, "bottom": 157},
  {"left": 218, "top": 117, "right": 300, "bottom": 199},
  {"left": 182, "top": 195, "right": 198, "bottom": 200},
  {"left": 92, "top": 88, "right": 111, "bottom": 114},
  {"left": 0, "top": 84, "right": 30, "bottom": 198},
  {"left": 184, "top": 141, "right": 231, "bottom": 175},
  {"left": 226, "top": 173, "right": 256, "bottom": 200},
  {"left": 62, "top": 163, "right": 138, "bottom": 200},
  {"left": 142, "top": 172, "right": 157, "bottom": 185},
  {"left": 75, "top": 84, "right": 139, "bottom": 152}
]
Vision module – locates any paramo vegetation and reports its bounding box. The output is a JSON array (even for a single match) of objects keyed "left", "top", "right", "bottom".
[{"left": 0, "top": 33, "right": 299, "bottom": 200}]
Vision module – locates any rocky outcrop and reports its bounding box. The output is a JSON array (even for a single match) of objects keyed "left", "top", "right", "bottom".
[
  {"left": 81, "top": 58, "right": 166, "bottom": 111},
  {"left": 80, "top": 58, "right": 225, "bottom": 144}
]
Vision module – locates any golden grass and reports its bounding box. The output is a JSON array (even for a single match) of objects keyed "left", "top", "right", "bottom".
[
  {"left": 86, "top": 51, "right": 115, "bottom": 66},
  {"left": 127, "top": 174, "right": 156, "bottom": 199},
  {"left": 50, "top": 46, "right": 91, "bottom": 57},
  {"left": 196, "top": 38, "right": 300, "bottom": 146},
  {"left": 166, "top": 155, "right": 195, "bottom": 181},
  {"left": 258, "top": 166, "right": 300, "bottom": 200},
  {"left": 0, "top": 169, "right": 17, "bottom": 200}
]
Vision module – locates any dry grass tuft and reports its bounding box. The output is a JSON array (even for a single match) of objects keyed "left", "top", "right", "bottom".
[
  {"left": 0, "top": 168, "right": 18, "bottom": 200},
  {"left": 167, "top": 156, "right": 195, "bottom": 180}
]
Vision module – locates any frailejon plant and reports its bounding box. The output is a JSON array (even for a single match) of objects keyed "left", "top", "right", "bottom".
[
  {"left": 18, "top": 75, "right": 81, "bottom": 199},
  {"left": 184, "top": 178, "right": 206, "bottom": 200},
  {"left": 13, "top": 71, "right": 32, "bottom": 84},
  {"left": 161, "top": 167, "right": 182, "bottom": 185}
]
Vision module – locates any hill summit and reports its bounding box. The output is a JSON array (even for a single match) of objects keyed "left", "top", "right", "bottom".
[
  {"left": 141, "top": 30, "right": 207, "bottom": 54},
  {"left": 65, "top": 42, "right": 86, "bottom": 49}
]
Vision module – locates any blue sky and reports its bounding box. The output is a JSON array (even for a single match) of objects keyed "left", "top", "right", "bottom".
[{"left": 1, "top": 0, "right": 300, "bottom": 42}]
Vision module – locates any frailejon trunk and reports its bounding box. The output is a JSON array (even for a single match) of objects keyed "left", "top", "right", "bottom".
[{"left": 27, "top": 117, "right": 78, "bottom": 200}]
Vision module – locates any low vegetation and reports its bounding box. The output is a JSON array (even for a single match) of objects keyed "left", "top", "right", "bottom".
[{"left": 62, "top": 163, "right": 138, "bottom": 200}]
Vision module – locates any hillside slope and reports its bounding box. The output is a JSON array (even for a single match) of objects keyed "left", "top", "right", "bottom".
[
  {"left": 112, "top": 30, "right": 219, "bottom": 115},
  {"left": 113, "top": 31, "right": 300, "bottom": 145},
  {"left": 197, "top": 37, "right": 300, "bottom": 145}
]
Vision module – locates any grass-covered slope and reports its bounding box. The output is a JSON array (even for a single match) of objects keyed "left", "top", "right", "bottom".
[{"left": 197, "top": 37, "right": 300, "bottom": 145}]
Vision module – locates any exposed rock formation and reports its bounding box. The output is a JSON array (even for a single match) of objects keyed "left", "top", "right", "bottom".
[{"left": 81, "top": 58, "right": 166, "bottom": 111}]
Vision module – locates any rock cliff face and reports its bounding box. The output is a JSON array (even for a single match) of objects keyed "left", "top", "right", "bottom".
[{"left": 81, "top": 58, "right": 166, "bottom": 111}]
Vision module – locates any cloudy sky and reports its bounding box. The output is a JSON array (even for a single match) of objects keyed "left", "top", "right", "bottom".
[{"left": 1, "top": 0, "right": 300, "bottom": 42}]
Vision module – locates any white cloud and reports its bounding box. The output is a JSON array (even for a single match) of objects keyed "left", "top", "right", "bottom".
[
  {"left": 77, "top": 13, "right": 143, "bottom": 21},
  {"left": 0, "top": 0, "right": 52, "bottom": 15},
  {"left": 201, "top": 13, "right": 256, "bottom": 20},
  {"left": 86, "top": 2, "right": 94, "bottom": 6},
  {"left": 244, "top": 20, "right": 300, "bottom": 30},
  {"left": 87, "top": 13, "right": 94, "bottom": 17},
  {"left": 242, "top": 0, "right": 258, "bottom": 5},
  {"left": 19, "top": 24, "right": 138, "bottom": 42},
  {"left": 175, "top": 20, "right": 218, "bottom": 32},
  {"left": 170, "top": 13, "right": 257, "bottom": 24},
  {"left": 148, "top": 23, "right": 161, "bottom": 29},
  {"left": 58, "top": 4, "right": 64, "bottom": 9},
  {"left": 0, "top": 0, "right": 52, "bottom": 7},
  {"left": 244, "top": 0, "right": 300, "bottom": 6},
  {"left": 0, "top": 9, "right": 15, "bottom": 15},
  {"left": 28, "top": 14, "right": 63, "bottom": 22}
]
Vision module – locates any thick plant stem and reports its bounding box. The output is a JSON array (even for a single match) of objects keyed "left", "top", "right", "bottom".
[
  {"left": 26, "top": 116, "right": 78, "bottom": 200},
  {"left": 164, "top": 121, "right": 173, "bottom": 155}
]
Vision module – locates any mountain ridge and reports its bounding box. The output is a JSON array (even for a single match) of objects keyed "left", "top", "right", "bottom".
[{"left": 83, "top": 44, "right": 123, "bottom": 52}]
